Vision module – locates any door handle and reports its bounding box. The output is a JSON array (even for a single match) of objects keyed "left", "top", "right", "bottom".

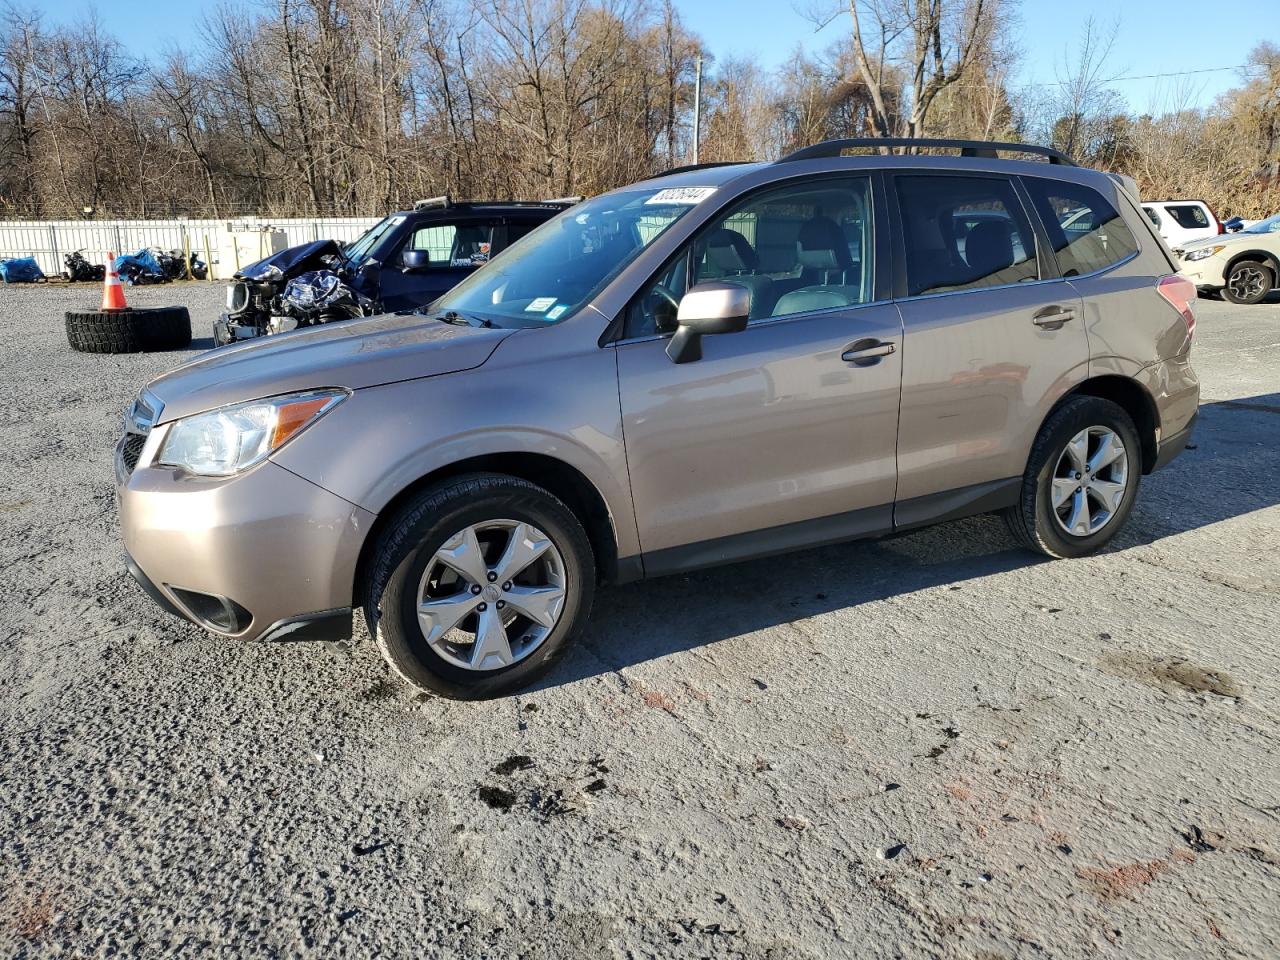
[
  {"left": 1032, "top": 306, "right": 1075, "bottom": 327},
  {"left": 842, "top": 339, "right": 896, "bottom": 364}
]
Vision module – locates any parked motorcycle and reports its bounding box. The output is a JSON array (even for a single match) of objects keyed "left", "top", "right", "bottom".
[{"left": 62, "top": 249, "right": 105, "bottom": 283}]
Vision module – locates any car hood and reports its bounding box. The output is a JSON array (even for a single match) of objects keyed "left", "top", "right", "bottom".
[
  {"left": 1178, "top": 233, "right": 1247, "bottom": 253},
  {"left": 145, "top": 311, "right": 514, "bottom": 423},
  {"left": 236, "top": 239, "right": 345, "bottom": 280}
]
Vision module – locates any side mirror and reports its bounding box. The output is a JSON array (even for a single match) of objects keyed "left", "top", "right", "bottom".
[
  {"left": 666, "top": 282, "right": 750, "bottom": 364},
  {"left": 401, "top": 249, "right": 430, "bottom": 272}
]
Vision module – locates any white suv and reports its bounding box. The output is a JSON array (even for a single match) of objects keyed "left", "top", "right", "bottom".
[{"left": 1142, "top": 200, "right": 1223, "bottom": 247}]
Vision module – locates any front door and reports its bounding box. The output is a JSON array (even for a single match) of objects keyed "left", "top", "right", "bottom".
[
  {"left": 614, "top": 175, "right": 903, "bottom": 573},
  {"left": 379, "top": 219, "right": 495, "bottom": 311}
]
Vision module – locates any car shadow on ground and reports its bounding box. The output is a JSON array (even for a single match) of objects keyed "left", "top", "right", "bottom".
[
  {"left": 188, "top": 336, "right": 215, "bottom": 351},
  {"left": 537, "top": 393, "right": 1280, "bottom": 689}
]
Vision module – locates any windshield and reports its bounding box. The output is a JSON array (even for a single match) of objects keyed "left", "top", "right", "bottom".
[
  {"left": 432, "top": 186, "right": 711, "bottom": 326},
  {"left": 1242, "top": 213, "right": 1280, "bottom": 234},
  {"left": 344, "top": 216, "right": 402, "bottom": 262}
]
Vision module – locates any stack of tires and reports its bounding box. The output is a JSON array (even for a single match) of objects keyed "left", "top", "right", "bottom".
[{"left": 64, "top": 307, "right": 192, "bottom": 354}]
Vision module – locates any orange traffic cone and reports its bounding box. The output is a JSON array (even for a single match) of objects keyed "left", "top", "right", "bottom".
[{"left": 101, "top": 252, "right": 128, "bottom": 311}]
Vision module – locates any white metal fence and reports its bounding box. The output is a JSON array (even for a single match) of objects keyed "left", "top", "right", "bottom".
[{"left": 0, "top": 217, "right": 382, "bottom": 277}]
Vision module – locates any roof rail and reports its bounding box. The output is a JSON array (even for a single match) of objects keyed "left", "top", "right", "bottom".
[
  {"left": 642, "top": 161, "right": 749, "bottom": 181},
  {"left": 778, "top": 138, "right": 1075, "bottom": 166}
]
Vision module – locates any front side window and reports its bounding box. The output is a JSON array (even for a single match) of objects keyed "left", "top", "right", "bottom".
[
  {"left": 896, "top": 175, "right": 1039, "bottom": 297},
  {"left": 433, "top": 187, "right": 702, "bottom": 327},
  {"left": 625, "top": 177, "right": 875, "bottom": 338},
  {"left": 406, "top": 222, "right": 493, "bottom": 268},
  {"left": 1166, "top": 204, "right": 1210, "bottom": 229},
  {"left": 1024, "top": 178, "right": 1139, "bottom": 276}
]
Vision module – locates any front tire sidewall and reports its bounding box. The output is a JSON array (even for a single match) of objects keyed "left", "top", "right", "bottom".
[
  {"left": 1223, "top": 262, "right": 1272, "bottom": 305},
  {"left": 371, "top": 480, "right": 594, "bottom": 700},
  {"left": 1031, "top": 401, "right": 1141, "bottom": 559}
]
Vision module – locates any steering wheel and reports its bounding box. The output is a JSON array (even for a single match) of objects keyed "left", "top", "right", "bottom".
[{"left": 649, "top": 284, "right": 681, "bottom": 311}]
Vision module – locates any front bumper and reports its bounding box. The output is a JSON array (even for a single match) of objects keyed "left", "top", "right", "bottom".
[
  {"left": 118, "top": 441, "right": 374, "bottom": 642},
  {"left": 216, "top": 313, "right": 265, "bottom": 343},
  {"left": 1177, "top": 256, "right": 1228, "bottom": 289}
]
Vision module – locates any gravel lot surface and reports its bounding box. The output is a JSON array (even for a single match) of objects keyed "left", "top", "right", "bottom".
[{"left": 1, "top": 282, "right": 1277, "bottom": 958}]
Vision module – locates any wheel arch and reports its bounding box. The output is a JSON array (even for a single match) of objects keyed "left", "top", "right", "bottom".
[
  {"left": 1058, "top": 375, "right": 1159, "bottom": 473},
  {"left": 352, "top": 452, "right": 622, "bottom": 607},
  {"left": 1224, "top": 248, "right": 1280, "bottom": 283}
]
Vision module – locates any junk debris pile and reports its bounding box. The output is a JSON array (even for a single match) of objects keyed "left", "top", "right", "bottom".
[
  {"left": 113, "top": 249, "right": 208, "bottom": 285},
  {"left": 0, "top": 257, "right": 45, "bottom": 283}
]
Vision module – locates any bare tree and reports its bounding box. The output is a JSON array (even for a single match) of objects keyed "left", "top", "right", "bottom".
[{"left": 802, "top": 0, "right": 1002, "bottom": 140}]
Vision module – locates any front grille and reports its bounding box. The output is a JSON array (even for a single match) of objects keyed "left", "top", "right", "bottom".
[
  {"left": 119, "top": 389, "right": 163, "bottom": 479},
  {"left": 121, "top": 433, "right": 146, "bottom": 474}
]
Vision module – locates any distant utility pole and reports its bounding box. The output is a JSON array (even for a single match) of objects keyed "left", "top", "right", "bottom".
[{"left": 692, "top": 56, "right": 702, "bottom": 164}]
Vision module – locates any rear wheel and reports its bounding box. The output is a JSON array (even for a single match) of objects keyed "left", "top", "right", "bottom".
[
  {"left": 363, "top": 474, "right": 595, "bottom": 699},
  {"left": 1222, "top": 261, "right": 1272, "bottom": 305},
  {"left": 1004, "top": 397, "right": 1142, "bottom": 559}
]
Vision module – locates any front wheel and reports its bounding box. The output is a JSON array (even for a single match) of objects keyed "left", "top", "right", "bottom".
[
  {"left": 1004, "top": 397, "right": 1142, "bottom": 559},
  {"left": 1223, "top": 260, "right": 1272, "bottom": 305},
  {"left": 363, "top": 474, "right": 595, "bottom": 699}
]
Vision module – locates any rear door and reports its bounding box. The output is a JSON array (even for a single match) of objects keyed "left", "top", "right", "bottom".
[
  {"left": 615, "top": 174, "right": 903, "bottom": 570},
  {"left": 379, "top": 218, "right": 497, "bottom": 310},
  {"left": 890, "top": 172, "right": 1089, "bottom": 521}
]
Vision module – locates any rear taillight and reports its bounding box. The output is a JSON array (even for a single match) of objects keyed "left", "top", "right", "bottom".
[
  {"left": 1157, "top": 274, "right": 1196, "bottom": 341},
  {"left": 1208, "top": 204, "right": 1224, "bottom": 234}
]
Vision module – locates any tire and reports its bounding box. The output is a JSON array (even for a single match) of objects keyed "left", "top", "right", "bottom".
[
  {"left": 1222, "top": 260, "right": 1272, "bottom": 305},
  {"left": 363, "top": 473, "right": 595, "bottom": 700},
  {"left": 64, "top": 306, "right": 192, "bottom": 354},
  {"left": 1003, "top": 396, "right": 1142, "bottom": 559}
]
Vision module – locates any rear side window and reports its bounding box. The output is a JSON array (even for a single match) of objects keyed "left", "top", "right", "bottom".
[
  {"left": 895, "top": 175, "right": 1039, "bottom": 297},
  {"left": 1024, "top": 179, "right": 1139, "bottom": 277},
  {"left": 1165, "top": 204, "right": 1210, "bottom": 229}
]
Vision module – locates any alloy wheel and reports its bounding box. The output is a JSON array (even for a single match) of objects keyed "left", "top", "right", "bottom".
[
  {"left": 1228, "top": 265, "right": 1267, "bottom": 301},
  {"left": 1050, "top": 426, "right": 1130, "bottom": 537},
  {"left": 416, "top": 519, "right": 567, "bottom": 671}
]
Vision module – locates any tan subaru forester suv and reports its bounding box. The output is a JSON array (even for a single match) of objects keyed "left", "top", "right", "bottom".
[{"left": 117, "top": 138, "right": 1200, "bottom": 699}]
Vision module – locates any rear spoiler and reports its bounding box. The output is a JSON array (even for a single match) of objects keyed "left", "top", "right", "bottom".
[{"left": 1106, "top": 173, "right": 1140, "bottom": 203}]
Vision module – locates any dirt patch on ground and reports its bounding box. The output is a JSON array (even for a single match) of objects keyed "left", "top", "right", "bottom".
[
  {"left": 1077, "top": 849, "right": 1196, "bottom": 900},
  {"left": 1098, "top": 652, "right": 1243, "bottom": 699}
]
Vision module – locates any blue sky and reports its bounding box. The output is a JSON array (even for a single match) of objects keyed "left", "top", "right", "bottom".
[{"left": 37, "top": 0, "right": 1266, "bottom": 111}]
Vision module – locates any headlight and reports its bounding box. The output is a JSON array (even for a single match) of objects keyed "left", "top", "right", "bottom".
[
  {"left": 158, "top": 389, "right": 347, "bottom": 476},
  {"left": 1183, "top": 245, "right": 1225, "bottom": 262}
]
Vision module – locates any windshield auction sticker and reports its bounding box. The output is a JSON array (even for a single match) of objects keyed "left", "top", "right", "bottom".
[
  {"left": 525, "top": 296, "right": 557, "bottom": 312},
  {"left": 645, "top": 187, "right": 716, "bottom": 205}
]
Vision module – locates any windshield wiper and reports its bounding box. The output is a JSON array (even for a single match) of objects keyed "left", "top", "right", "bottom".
[{"left": 433, "top": 309, "right": 494, "bottom": 328}]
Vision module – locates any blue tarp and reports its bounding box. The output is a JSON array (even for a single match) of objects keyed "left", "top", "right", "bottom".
[
  {"left": 113, "top": 250, "right": 165, "bottom": 284},
  {"left": 0, "top": 256, "right": 45, "bottom": 283}
]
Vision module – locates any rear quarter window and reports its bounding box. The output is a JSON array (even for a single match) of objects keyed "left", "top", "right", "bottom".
[{"left": 1024, "top": 179, "right": 1139, "bottom": 277}]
